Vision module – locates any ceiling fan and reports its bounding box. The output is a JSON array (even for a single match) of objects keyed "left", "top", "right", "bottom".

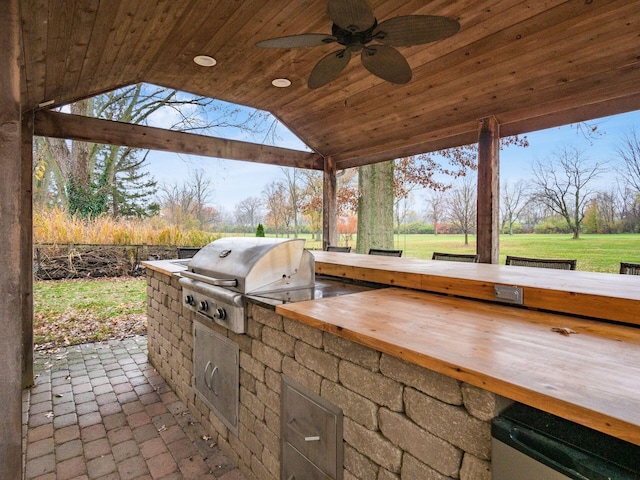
[{"left": 256, "top": 0, "right": 460, "bottom": 89}]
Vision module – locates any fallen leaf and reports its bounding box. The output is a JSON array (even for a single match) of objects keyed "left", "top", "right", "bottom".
[
  {"left": 551, "top": 327, "right": 578, "bottom": 336},
  {"left": 54, "top": 393, "right": 64, "bottom": 398},
  {"left": 202, "top": 435, "right": 211, "bottom": 441}
]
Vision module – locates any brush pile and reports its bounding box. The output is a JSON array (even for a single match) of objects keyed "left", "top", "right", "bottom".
[{"left": 34, "top": 244, "right": 177, "bottom": 280}]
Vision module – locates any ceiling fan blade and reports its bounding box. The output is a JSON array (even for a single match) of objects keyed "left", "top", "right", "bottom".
[
  {"left": 373, "top": 15, "right": 460, "bottom": 46},
  {"left": 256, "top": 34, "right": 336, "bottom": 48},
  {"left": 361, "top": 45, "right": 412, "bottom": 84},
  {"left": 308, "top": 49, "right": 352, "bottom": 89},
  {"left": 327, "top": 0, "right": 376, "bottom": 32}
]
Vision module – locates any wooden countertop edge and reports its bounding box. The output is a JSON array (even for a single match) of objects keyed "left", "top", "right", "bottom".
[
  {"left": 276, "top": 289, "right": 640, "bottom": 446},
  {"left": 313, "top": 257, "right": 640, "bottom": 326}
]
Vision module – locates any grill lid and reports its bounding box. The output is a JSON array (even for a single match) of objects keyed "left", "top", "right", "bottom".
[{"left": 183, "top": 237, "right": 314, "bottom": 294}]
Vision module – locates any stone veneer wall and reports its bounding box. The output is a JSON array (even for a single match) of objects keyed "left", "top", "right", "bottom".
[{"left": 147, "top": 269, "right": 508, "bottom": 480}]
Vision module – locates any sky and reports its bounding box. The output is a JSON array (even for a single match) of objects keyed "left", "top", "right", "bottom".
[{"left": 142, "top": 98, "right": 640, "bottom": 215}]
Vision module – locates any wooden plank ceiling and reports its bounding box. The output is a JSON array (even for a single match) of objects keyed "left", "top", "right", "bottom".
[{"left": 19, "top": 0, "right": 640, "bottom": 170}]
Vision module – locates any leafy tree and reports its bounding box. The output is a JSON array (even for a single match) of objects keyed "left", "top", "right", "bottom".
[
  {"left": 530, "top": 147, "right": 607, "bottom": 239},
  {"left": 255, "top": 223, "right": 265, "bottom": 237},
  {"left": 356, "top": 137, "right": 528, "bottom": 252}
]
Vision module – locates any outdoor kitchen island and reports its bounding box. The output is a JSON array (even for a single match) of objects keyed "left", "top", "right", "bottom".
[{"left": 143, "top": 252, "right": 640, "bottom": 480}]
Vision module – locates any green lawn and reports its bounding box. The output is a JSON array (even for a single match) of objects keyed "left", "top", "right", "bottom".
[
  {"left": 34, "top": 277, "right": 147, "bottom": 350},
  {"left": 385, "top": 233, "right": 640, "bottom": 273},
  {"left": 271, "top": 233, "right": 639, "bottom": 273}
]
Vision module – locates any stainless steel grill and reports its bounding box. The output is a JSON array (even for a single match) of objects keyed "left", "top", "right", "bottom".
[{"left": 179, "top": 237, "right": 315, "bottom": 333}]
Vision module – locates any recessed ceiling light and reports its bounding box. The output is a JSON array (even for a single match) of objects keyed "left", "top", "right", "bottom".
[
  {"left": 272, "top": 78, "right": 292, "bottom": 88},
  {"left": 193, "top": 55, "right": 217, "bottom": 67}
]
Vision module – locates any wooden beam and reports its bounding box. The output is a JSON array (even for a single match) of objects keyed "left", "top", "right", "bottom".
[
  {"left": 322, "top": 156, "right": 337, "bottom": 250},
  {"left": 21, "top": 111, "right": 34, "bottom": 389},
  {"left": 476, "top": 117, "right": 500, "bottom": 264},
  {"left": 34, "top": 110, "right": 324, "bottom": 170},
  {"left": 0, "top": 0, "right": 24, "bottom": 476}
]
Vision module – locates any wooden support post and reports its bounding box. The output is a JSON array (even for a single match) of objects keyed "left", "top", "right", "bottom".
[
  {"left": 476, "top": 117, "right": 500, "bottom": 264},
  {"left": 0, "top": 0, "right": 25, "bottom": 477},
  {"left": 322, "top": 156, "right": 337, "bottom": 250},
  {"left": 22, "top": 112, "right": 34, "bottom": 388}
]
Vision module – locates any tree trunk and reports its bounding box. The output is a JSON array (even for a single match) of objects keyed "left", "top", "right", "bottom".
[{"left": 356, "top": 161, "right": 394, "bottom": 254}]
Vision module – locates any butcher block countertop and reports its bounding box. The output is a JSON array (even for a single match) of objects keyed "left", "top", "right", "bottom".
[
  {"left": 311, "top": 251, "right": 640, "bottom": 326},
  {"left": 276, "top": 287, "right": 640, "bottom": 446}
]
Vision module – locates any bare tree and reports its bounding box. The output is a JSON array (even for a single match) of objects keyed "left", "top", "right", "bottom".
[
  {"left": 234, "top": 197, "right": 263, "bottom": 233},
  {"left": 33, "top": 83, "right": 275, "bottom": 218},
  {"left": 500, "top": 180, "right": 530, "bottom": 235},
  {"left": 262, "top": 181, "right": 288, "bottom": 237},
  {"left": 531, "top": 147, "right": 607, "bottom": 239},
  {"left": 281, "top": 167, "right": 303, "bottom": 238},
  {"left": 299, "top": 170, "right": 323, "bottom": 240},
  {"left": 447, "top": 176, "right": 477, "bottom": 245},
  {"left": 159, "top": 169, "right": 216, "bottom": 229},
  {"left": 424, "top": 190, "right": 447, "bottom": 235},
  {"left": 617, "top": 128, "right": 640, "bottom": 193}
]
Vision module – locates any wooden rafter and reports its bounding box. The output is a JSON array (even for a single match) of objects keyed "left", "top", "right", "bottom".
[{"left": 34, "top": 110, "right": 324, "bottom": 170}]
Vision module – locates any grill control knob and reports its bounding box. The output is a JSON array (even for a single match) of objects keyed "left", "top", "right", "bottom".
[
  {"left": 185, "top": 295, "right": 195, "bottom": 306},
  {"left": 198, "top": 300, "right": 208, "bottom": 311},
  {"left": 213, "top": 308, "right": 226, "bottom": 320}
]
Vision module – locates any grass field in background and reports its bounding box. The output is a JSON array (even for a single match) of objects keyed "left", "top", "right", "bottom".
[{"left": 267, "top": 233, "right": 639, "bottom": 273}]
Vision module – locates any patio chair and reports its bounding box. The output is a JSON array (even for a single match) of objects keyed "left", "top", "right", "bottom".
[
  {"left": 620, "top": 262, "right": 640, "bottom": 275},
  {"left": 505, "top": 255, "right": 576, "bottom": 270},
  {"left": 325, "top": 245, "right": 351, "bottom": 253},
  {"left": 432, "top": 252, "right": 479, "bottom": 263},
  {"left": 368, "top": 248, "right": 403, "bottom": 257}
]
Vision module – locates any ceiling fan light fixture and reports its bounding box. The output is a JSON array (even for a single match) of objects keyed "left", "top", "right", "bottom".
[
  {"left": 257, "top": 0, "right": 460, "bottom": 88},
  {"left": 272, "top": 78, "right": 292, "bottom": 87},
  {"left": 193, "top": 55, "right": 217, "bottom": 67}
]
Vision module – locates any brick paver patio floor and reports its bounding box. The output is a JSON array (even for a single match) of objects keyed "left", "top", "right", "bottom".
[{"left": 22, "top": 336, "right": 246, "bottom": 480}]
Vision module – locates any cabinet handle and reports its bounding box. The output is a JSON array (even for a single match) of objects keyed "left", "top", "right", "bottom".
[
  {"left": 288, "top": 418, "right": 320, "bottom": 442},
  {"left": 210, "top": 366, "right": 219, "bottom": 395},
  {"left": 203, "top": 361, "right": 212, "bottom": 389}
]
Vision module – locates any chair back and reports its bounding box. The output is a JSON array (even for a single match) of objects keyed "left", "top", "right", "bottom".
[
  {"left": 325, "top": 245, "right": 351, "bottom": 253},
  {"left": 368, "top": 248, "right": 403, "bottom": 257},
  {"left": 620, "top": 262, "right": 640, "bottom": 275},
  {"left": 177, "top": 247, "right": 201, "bottom": 259},
  {"left": 505, "top": 255, "right": 576, "bottom": 270},
  {"left": 432, "top": 252, "right": 479, "bottom": 263}
]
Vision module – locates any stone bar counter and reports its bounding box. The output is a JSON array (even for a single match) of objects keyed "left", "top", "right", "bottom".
[{"left": 143, "top": 253, "right": 640, "bottom": 480}]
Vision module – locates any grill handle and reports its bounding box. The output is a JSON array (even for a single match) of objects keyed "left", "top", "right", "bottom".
[
  {"left": 211, "top": 279, "right": 238, "bottom": 287},
  {"left": 180, "top": 270, "right": 238, "bottom": 288}
]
